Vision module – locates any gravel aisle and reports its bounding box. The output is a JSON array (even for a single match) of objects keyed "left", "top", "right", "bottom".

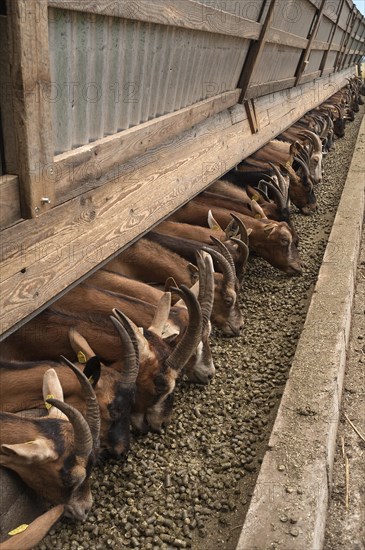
[{"left": 37, "top": 104, "right": 364, "bottom": 550}]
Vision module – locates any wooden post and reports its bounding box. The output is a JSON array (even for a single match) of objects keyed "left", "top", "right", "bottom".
[
  {"left": 294, "top": 0, "right": 327, "bottom": 86},
  {"left": 6, "top": 0, "right": 55, "bottom": 218},
  {"left": 319, "top": 0, "right": 346, "bottom": 76},
  {"left": 237, "top": 0, "right": 277, "bottom": 103}
]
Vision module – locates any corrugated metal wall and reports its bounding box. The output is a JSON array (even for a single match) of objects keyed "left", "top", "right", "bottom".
[{"left": 48, "top": 7, "right": 249, "bottom": 155}]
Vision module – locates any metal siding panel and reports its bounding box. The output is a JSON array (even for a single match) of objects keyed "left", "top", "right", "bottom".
[
  {"left": 315, "top": 17, "right": 333, "bottom": 43},
  {"left": 324, "top": 50, "right": 337, "bottom": 71},
  {"left": 251, "top": 44, "right": 302, "bottom": 84},
  {"left": 305, "top": 50, "right": 323, "bottom": 73},
  {"left": 48, "top": 7, "right": 319, "bottom": 155},
  {"left": 49, "top": 8, "right": 73, "bottom": 154},
  {"left": 71, "top": 10, "right": 90, "bottom": 148},
  {"left": 271, "top": 0, "right": 316, "bottom": 39}
]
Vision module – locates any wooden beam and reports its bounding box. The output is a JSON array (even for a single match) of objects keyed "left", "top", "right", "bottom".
[
  {"left": 47, "top": 0, "right": 317, "bottom": 51},
  {"left": 0, "top": 67, "right": 354, "bottom": 339},
  {"left": 298, "top": 70, "right": 322, "bottom": 84},
  {"left": 311, "top": 39, "right": 336, "bottom": 51},
  {"left": 6, "top": 0, "right": 55, "bottom": 218},
  {"left": 53, "top": 90, "right": 240, "bottom": 204},
  {"left": 237, "top": 0, "right": 278, "bottom": 102},
  {"left": 244, "top": 99, "right": 259, "bottom": 134},
  {"left": 319, "top": 0, "right": 346, "bottom": 76},
  {"left": 0, "top": 175, "right": 22, "bottom": 229},
  {"left": 48, "top": 0, "right": 262, "bottom": 41},
  {"left": 265, "top": 28, "right": 308, "bottom": 50},
  {"left": 245, "top": 77, "right": 297, "bottom": 99},
  {"left": 294, "top": 0, "right": 327, "bottom": 86}
]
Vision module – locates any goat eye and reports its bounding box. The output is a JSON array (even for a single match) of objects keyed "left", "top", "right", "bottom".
[
  {"left": 225, "top": 296, "right": 234, "bottom": 307},
  {"left": 280, "top": 238, "right": 290, "bottom": 246}
]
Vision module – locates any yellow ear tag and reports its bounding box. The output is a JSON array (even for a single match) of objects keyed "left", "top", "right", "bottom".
[
  {"left": 77, "top": 351, "right": 87, "bottom": 364},
  {"left": 45, "top": 394, "right": 55, "bottom": 410},
  {"left": 212, "top": 224, "right": 220, "bottom": 231},
  {"left": 252, "top": 193, "right": 260, "bottom": 202},
  {"left": 88, "top": 376, "right": 95, "bottom": 385},
  {"left": 8, "top": 524, "right": 29, "bottom": 536},
  {"left": 255, "top": 214, "right": 262, "bottom": 219},
  {"left": 286, "top": 160, "right": 291, "bottom": 168}
]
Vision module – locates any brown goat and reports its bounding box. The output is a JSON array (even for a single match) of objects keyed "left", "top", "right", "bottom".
[
  {"left": 1, "top": 313, "right": 139, "bottom": 459},
  {"left": 0, "top": 367, "right": 99, "bottom": 521},
  {"left": 169, "top": 201, "right": 303, "bottom": 275}
]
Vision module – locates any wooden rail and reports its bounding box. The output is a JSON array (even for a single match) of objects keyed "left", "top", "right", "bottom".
[{"left": 0, "top": 0, "right": 364, "bottom": 337}]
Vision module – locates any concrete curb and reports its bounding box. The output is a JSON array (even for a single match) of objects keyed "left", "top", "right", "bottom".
[{"left": 236, "top": 116, "right": 365, "bottom": 550}]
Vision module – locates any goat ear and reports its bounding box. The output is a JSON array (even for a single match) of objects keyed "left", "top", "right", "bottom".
[
  {"left": 68, "top": 328, "right": 96, "bottom": 362},
  {"left": 149, "top": 292, "right": 171, "bottom": 336},
  {"left": 224, "top": 219, "right": 239, "bottom": 239},
  {"left": 164, "top": 276, "right": 178, "bottom": 292},
  {"left": 42, "top": 369, "right": 68, "bottom": 421},
  {"left": 207, "top": 209, "right": 223, "bottom": 231},
  {"left": 1, "top": 439, "right": 58, "bottom": 464},
  {"left": 290, "top": 141, "right": 301, "bottom": 157},
  {"left": 263, "top": 223, "right": 277, "bottom": 236},
  {"left": 187, "top": 263, "right": 199, "bottom": 283},
  {"left": 82, "top": 356, "right": 101, "bottom": 387}
]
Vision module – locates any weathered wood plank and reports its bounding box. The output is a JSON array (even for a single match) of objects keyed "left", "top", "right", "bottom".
[
  {"left": 47, "top": 0, "right": 262, "bottom": 41},
  {"left": 6, "top": 0, "right": 55, "bottom": 218},
  {"left": 245, "top": 77, "right": 297, "bottom": 100},
  {"left": 0, "top": 175, "right": 22, "bottom": 229},
  {"left": 265, "top": 28, "right": 308, "bottom": 50},
  {"left": 298, "top": 70, "right": 322, "bottom": 84},
  {"left": 0, "top": 67, "right": 354, "bottom": 338},
  {"left": 53, "top": 90, "right": 241, "bottom": 203},
  {"left": 0, "top": 16, "right": 17, "bottom": 175}
]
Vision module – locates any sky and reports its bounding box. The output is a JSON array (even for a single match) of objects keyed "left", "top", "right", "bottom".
[{"left": 353, "top": 0, "right": 365, "bottom": 16}]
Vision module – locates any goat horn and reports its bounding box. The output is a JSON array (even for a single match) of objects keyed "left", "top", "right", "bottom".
[
  {"left": 46, "top": 398, "right": 93, "bottom": 459},
  {"left": 268, "top": 162, "right": 289, "bottom": 201},
  {"left": 261, "top": 180, "right": 286, "bottom": 210},
  {"left": 198, "top": 251, "right": 215, "bottom": 331},
  {"left": 60, "top": 356, "right": 101, "bottom": 449},
  {"left": 166, "top": 286, "right": 203, "bottom": 371},
  {"left": 230, "top": 238, "right": 249, "bottom": 285},
  {"left": 298, "top": 129, "right": 322, "bottom": 153},
  {"left": 210, "top": 235, "right": 236, "bottom": 276},
  {"left": 202, "top": 245, "right": 235, "bottom": 289},
  {"left": 110, "top": 311, "right": 140, "bottom": 386},
  {"left": 256, "top": 181, "right": 271, "bottom": 202},
  {"left": 195, "top": 251, "right": 206, "bottom": 305},
  {"left": 294, "top": 156, "right": 310, "bottom": 177},
  {"left": 230, "top": 213, "right": 251, "bottom": 246}
]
